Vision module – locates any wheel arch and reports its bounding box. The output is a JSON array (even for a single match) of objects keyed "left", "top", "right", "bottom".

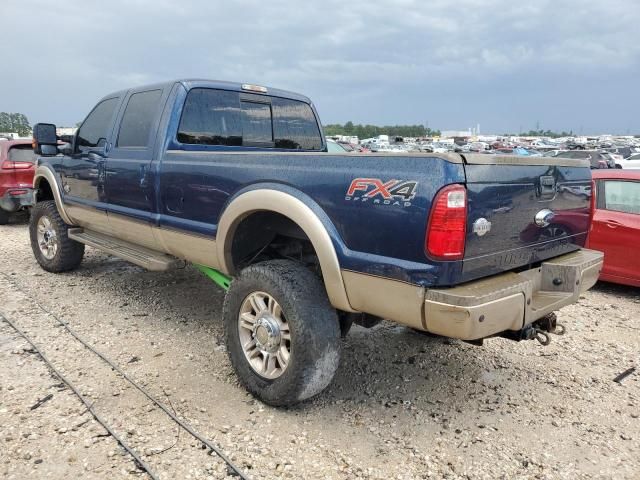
[
  {"left": 216, "top": 186, "right": 355, "bottom": 312},
  {"left": 33, "top": 166, "right": 74, "bottom": 225}
]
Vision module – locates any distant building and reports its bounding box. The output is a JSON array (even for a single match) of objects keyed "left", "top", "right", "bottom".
[
  {"left": 441, "top": 130, "right": 472, "bottom": 138},
  {"left": 0, "top": 132, "right": 21, "bottom": 140},
  {"left": 57, "top": 127, "right": 77, "bottom": 136}
]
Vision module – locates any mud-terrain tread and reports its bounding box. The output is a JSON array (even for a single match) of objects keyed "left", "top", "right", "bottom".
[
  {"left": 29, "top": 200, "right": 85, "bottom": 273},
  {"left": 223, "top": 260, "right": 341, "bottom": 407},
  {"left": 0, "top": 209, "right": 9, "bottom": 225}
]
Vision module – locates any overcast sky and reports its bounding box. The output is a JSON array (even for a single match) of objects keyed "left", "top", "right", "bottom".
[{"left": 3, "top": 0, "right": 639, "bottom": 134}]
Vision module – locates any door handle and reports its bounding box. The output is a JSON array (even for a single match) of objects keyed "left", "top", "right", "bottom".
[
  {"left": 139, "top": 165, "right": 148, "bottom": 188},
  {"left": 605, "top": 220, "right": 622, "bottom": 228}
]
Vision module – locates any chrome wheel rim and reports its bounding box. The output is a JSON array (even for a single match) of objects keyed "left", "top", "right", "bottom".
[
  {"left": 238, "top": 291, "right": 291, "bottom": 380},
  {"left": 37, "top": 216, "right": 58, "bottom": 260}
]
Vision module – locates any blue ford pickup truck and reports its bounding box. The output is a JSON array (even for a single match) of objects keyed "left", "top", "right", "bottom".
[{"left": 30, "top": 79, "right": 603, "bottom": 406}]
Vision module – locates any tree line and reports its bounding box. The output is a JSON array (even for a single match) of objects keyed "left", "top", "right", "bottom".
[
  {"left": 324, "top": 121, "right": 441, "bottom": 139},
  {"left": 503, "top": 129, "right": 579, "bottom": 138},
  {"left": 0, "top": 112, "right": 32, "bottom": 137}
]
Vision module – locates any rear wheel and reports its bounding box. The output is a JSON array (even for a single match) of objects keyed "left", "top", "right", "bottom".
[
  {"left": 0, "top": 209, "right": 8, "bottom": 225},
  {"left": 223, "top": 260, "right": 341, "bottom": 406},
  {"left": 29, "top": 200, "right": 85, "bottom": 273}
]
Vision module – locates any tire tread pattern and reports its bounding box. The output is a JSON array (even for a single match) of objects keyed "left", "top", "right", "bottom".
[{"left": 29, "top": 200, "right": 84, "bottom": 273}]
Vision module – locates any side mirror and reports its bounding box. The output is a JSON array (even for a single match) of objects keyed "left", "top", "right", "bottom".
[{"left": 33, "top": 123, "right": 58, "bottom": 155}]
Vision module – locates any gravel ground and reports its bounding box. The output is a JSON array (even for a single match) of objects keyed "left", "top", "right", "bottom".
[{"left": 1, "top": 216, "right": 639, "bottom": 479}]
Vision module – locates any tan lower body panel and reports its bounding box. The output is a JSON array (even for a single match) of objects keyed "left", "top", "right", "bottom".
[
  {"left": 65, "top": 204, "right": 219, "bottom": 270},
  {"left": 341, "top": 270, "right": 425, "bottom": 329},
  {"left": 153, "top": 227, "right": 219, "bottom": 268},
  {"left": 107, "top": 212, "right": 161, "bottom": 251},
  {"left": 65, "top": 204, "right": 111, "bottom": 236}
]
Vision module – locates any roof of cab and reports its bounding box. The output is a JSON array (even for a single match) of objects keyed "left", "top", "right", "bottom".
[{"left": 99, "top": 79, "right": 313, "bottom": 105}]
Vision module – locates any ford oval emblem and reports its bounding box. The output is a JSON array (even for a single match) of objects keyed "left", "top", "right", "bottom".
[
  {"left": 535, "top": 209, "right": 555, "bottom": 227},
  {"left": 472, "top": 218, "right": 492, "bottom": 236}
]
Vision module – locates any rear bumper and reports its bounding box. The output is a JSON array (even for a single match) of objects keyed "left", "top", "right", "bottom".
[
  {"left": 0, "top": 189, "right": 34, "bottom": 213},
  {"left": 341, "top": 248, "right": 603, "bottom": 341},
  {"left": 423, "top": 248, "right": 603, "bottom": 340}
]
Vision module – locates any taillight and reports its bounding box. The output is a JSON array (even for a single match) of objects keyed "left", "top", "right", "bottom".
[
  {"left": 1, "top": 161, "right": 33, "bottom": 170},
  {"left": 425, "top": 184, "right": 467, "bottom": 260}
]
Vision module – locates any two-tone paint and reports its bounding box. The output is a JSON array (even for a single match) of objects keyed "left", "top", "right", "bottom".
[{"left": 34, "top": 79, "right": 595, "bottom": 326}]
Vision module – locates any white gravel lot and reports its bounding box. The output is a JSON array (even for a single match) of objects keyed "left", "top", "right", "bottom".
[{"left": 1, "top": 215, "right": 638, "bottom": 479}]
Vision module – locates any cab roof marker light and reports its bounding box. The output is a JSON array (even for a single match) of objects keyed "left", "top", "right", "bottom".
[{"left": 241, "top": 84, "right": 268, "bottom": 93}]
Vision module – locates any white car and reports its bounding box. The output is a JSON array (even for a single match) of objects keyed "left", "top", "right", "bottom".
[
  {"left": 430, "top": 142, "right": 450, "bottom": 153},
  {"left": 616, "top": 153, "right": 640, "bottom": 169}
]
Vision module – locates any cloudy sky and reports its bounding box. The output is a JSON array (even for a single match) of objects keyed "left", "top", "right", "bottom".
[{"left": 3, "top": 0, "right": 640, "bottom": 134}]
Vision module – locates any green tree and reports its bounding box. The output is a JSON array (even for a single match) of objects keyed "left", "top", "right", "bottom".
[
  {"left": 0, "top": 112, "right": 32, "bottom": 137},
  {"left": 323, "top": 122, "right": 440, "bottom": 139}
]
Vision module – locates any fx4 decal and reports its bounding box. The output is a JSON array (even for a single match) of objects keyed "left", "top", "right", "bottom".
[{"left": 345, "top": 178, "right": 418, "bottom": 207}]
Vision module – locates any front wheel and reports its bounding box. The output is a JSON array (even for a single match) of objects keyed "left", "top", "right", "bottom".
[
  {"left": 223, "top": 260, "right": 341, "bottom": 406},
  {"left": 29, "top": 200, "right": 85, "bottom": 273}
]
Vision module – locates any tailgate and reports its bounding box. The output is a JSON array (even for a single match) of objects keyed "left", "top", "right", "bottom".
[{"left": 461, "top": 154, "right": 592, "bottom": 282}]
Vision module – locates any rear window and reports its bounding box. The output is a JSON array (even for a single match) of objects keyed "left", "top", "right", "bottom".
[
  {"left": 177, "top": 88, "right": 322, "bottom": 150},
  {"left": 177, "top": 89, "right": 242, "bottom": 146},
  {"left": 240, "top": 101, "right": 273, "bottom": 144},
  {"left": 272, "top": 97, "right": 322, "bottom": 150},
  {"left": 8, "top": 145, "right": 37, "bottom": 163},
  {"left": 117, "top": 89, "right": 163, "bottom": 148}
]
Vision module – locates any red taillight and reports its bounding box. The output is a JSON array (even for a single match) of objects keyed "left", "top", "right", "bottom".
[
  {"left": 1, "top": 161, "right": 33, "bottom": 170},
  {"left": 425, "top": 184, "right": 467, "bottom": 260},
  {"left": 9, "top": 190, "right": 28, "bottom": 196}
]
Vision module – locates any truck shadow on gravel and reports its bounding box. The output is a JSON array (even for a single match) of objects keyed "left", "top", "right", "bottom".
[
  {"left": 592, "top": 280, "right": 639, "bottom": 299},
  {"left": 319, "top": 325, "right": 494, "bottom": 409},
  {"left": 0, "top": 212, "right": 29, "bottom": 226}
]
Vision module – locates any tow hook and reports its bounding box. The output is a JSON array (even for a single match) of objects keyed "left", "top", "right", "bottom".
[
  {"left": 535, "top": 313, "right": 567, "bottom": 336},
  {"left": 533, "top": 328, "right": 551, "bottom": 346},
  {"left": 532, "top": 313, "right": 567, "bottom": 346},
  {"left": 499, "top": 313, "right": 566, "bottom": 346}
]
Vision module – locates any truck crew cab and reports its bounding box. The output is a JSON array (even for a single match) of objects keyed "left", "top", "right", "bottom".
[{"left": 30, "top": 79, "right": 603, "bottom": 406}]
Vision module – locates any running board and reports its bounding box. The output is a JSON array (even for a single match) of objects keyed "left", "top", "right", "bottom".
[{"left": 67, "top": 228, "right": 185, "bottom": 271}]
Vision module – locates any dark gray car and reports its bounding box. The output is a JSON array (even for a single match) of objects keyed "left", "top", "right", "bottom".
[{"left": 553, "top": 150, "right": 616, "bottom": 169}]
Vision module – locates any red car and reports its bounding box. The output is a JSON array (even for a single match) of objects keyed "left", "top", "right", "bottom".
[
  {"left": 586, "top": 169, "right": 640, "bottom": 287},
  {"left": 0, "top": 140, "right": 36, "bottom": 224}
]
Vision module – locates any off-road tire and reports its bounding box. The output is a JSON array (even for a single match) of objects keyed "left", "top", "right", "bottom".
[
  {"left": 0, "top": 209, "right": 9, "bottom": 225},
  {"left": 29, "top": 200, "right": 85, "bottom": 273},
  {"left": 223, "top": 260, "right": 341, "bottom": 406}
]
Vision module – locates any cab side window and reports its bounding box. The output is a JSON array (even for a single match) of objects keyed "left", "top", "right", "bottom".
[
  {"left": 117, "top": 90, "right": 163, "bottom": 148},
  {"left": 602, "top": 180, "right": 640, "bottom": 214},
  {"left": 76, "top": 97, "right": 119, "bottom": 151}
]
